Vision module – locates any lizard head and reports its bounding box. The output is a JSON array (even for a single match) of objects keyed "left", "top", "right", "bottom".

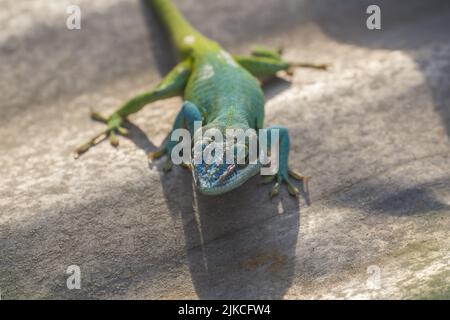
[{"left": 191, "top": 124, "right": 261, "bottom": 195}]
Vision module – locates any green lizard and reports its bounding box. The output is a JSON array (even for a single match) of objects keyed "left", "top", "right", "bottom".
[{"left": 75, "top": 0, "right": 326, "bottom": 197}]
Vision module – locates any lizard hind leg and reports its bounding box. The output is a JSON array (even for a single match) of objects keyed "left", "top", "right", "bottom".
[
  {"left": 251, "top": 45, "right": 283, "bottom": 61},
  {"left": 252, "top": 45, "right": 328, "bottom": 71},
  {"left": 235, "top": 48, "right": 328, "bottom": 81}
]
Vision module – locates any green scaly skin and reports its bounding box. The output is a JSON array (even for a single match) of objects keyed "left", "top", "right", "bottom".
[{"left": 75, "top": 0, "right": 326, "bottom": 197}]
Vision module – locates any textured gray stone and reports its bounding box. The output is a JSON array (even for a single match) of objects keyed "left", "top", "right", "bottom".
[{"left": 0, "top": 0, "right": 449, "bottom": 299}]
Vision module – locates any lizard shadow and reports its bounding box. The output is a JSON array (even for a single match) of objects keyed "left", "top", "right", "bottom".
[
  {"left": 159, "top": 167, "right": 303, "bottom": 299},
  {"left": 126, "top": 118, "right": 306, "bottom": 299},
  {"left": 121, "top": 91, "right": 305, "bottom": 299},
  {"left": 139, "top": 0, "right": 178, "bottom": 75},
  {"left": 122, "top": 121, "right": 157, "bottom": 153},
  {"left": 262, "top": 77, "right": 293, "bottom": 101}
]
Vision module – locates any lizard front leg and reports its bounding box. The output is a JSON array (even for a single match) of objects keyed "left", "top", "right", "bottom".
[
  {"left": 260, "top": 125, "right": 309, "bottom": 197},
  {"left": 74, "top": 59, "right": 192, "bottom": 158},
  {"left": 148, "top": 101, "right": 202, "bottom": 172}
]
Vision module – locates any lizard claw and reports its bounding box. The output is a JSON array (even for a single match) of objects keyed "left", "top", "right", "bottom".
[
  {"left": 286, "top": 180, "right": 300, "bottom": 197},
  {"left": 162, "top": 158, "right": 173, "bottom": 172},
  {"left": 267, "top": 169, "right": 309, "bottom": 198},
  {"left": 147, "top": 147, "right": 166, "bottom": 161},
  {"left": 289, "top": 62, "right": 329, "bottom": 71},
  {"left": 147, "top": 146, "right": 175, "bottom": 173},
  {"left": 286, "top": 62, "right": 329, "bottom": 77},
  {"left": 109, "top": 131, "right": 119, "bottom": 147},
  {"left": 269, "top": 181, "right": 281, "bottom": 198},
  {"left": 90, "top": 110, "right": 108, "bottom": 123},
  {"left": 73, "top": 130, "right": 107, "bottom": 159},
  {"left": 74, "top": 111, "right": 129, "bottom": 159},
  {"left": 180, "top": 162, "right": 191, "bottom": 170},
  {"left": 289, "top": 169, "right": 310, "bottom": 192}
]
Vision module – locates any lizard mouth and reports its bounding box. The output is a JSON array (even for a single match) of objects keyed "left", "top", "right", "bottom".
[
  {"left": 191, "top": 139, "right": 261, "bottom": 195},
  {"left": 192, "top": 161, "right": 261, "bottom": 195}
]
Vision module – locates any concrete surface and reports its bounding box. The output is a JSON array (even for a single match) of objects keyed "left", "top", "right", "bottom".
[{"left": 0, "top": 0, "right": 449, "bottom": 299}]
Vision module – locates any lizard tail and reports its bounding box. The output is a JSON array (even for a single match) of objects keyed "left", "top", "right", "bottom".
[{"left": 149, "top": 0, "right": 207, "bottom": 57}]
